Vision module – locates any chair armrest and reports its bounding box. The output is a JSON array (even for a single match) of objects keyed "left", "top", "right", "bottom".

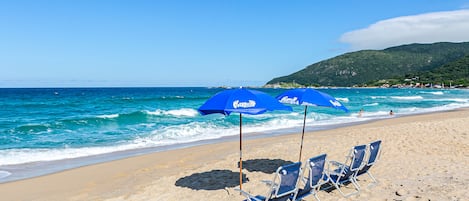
[
  {"left": 326, "top": 161, "right": 346, "bottom": 176},
  {"left": 320, "top": 172, "right": 330, "bottom": 183},
  {"left": 329, "top": 160, "right": 346, "bottom": 168},
  {"left": 326, "top": 170, "right": 341, "bottom": 176}
]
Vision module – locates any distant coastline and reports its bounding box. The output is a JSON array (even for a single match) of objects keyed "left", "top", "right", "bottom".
[{"left": 262, "top": 83, "right": 469, "bottom": 89}]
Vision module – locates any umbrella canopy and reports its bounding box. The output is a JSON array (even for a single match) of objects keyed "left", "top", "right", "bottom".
[
  {"left": 198, "top": 88, "right": 292, "bottom": 190},
  {"left": 277, "top": 88, "right": 348, "bottom": 111},
  {"left": 199, "top": 88, "right": 291, "bottom": 115},
  {"left": 276, "top": 88, "right": 348, "bottom": 161}
]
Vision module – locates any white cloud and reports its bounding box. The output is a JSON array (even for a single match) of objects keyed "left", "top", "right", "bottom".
[{"left": 340, "top": 10, "right": 469, "bottom": 50}]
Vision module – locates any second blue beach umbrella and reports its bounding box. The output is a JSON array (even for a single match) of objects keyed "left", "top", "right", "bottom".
[{"left": 276, "top": 88, "right": 348, "bottom": 162}]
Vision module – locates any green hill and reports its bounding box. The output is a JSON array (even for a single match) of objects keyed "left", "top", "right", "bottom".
[
  {"left": 391, "top": 54, "right": 469, "bottom": 87},
  {"left": 266, "top": 42, "right": 469, "bottom": 87}
]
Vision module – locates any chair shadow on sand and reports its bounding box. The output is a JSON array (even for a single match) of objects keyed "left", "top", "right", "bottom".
[{"left": 175, "top": 159, "right": 293, "bottom": 190}]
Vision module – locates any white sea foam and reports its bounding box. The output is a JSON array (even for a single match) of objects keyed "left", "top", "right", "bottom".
[
  {"left": 400, "top": 103, "right": 469, "bottom": 115},
  {"left": 144, "top": 110, "right": 163, "bottom": 116},
  {"left": 419, "top": 91, "right": 444, "bottom": 95},
  {"left": 144, "top": 122, "right": 232, "bottom": 145},
  {"left": 358, "top": 110, "right": 390, "bottom": 118},
  {"left": 336, "top": 97, "right": 349, "bottom": 103},
  {"left": 432, "top": 98, "right": 469, "bottom": 103},
  {"left": 391, "top": 96, "right": 424, "bottom": 100},
  {"left": 248, "top": 118, "right": 304, "bottom": 133},
  {"left": 161, "top": 96, "right": 185, "bottom": 99},
  {"left": 246, "top": 112, "right": 300, "bottom": 119},
  {"left": 145, "top": 108, "right": 199, "bottom": 117},
  {"left": 165, "top": 108, "right": 199, "bottom": 117},
  {"left": 96, "top": 114, "right": 119, "bottom": 119},
  {"left": 139, "top": 123, "right": 156, "bottom": 128},
  {"left": 249, "top": 112, "right": 355, "bottom": 132},
  {"left": 430, "top": 91, "right": 444, "bottom": 95},
  {"left": 0, "top": 141, "right": 158, "bottom": 166},
  {"left": 363, "top": 103, "right": 379, "bottom": 107},
  {"left": 0, "top": 171, "right": 11, "bottom": 179},
  {"left": 399, "top": 107, "right": 420, "bottom": 113}
]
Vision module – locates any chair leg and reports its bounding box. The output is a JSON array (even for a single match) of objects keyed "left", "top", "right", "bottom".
[
  {"left": 333, "top": 182, "right": 347, "bottom": 197},
  {"left": 353, "top": 176, "right": 361, "bottom": 189},
  {"left": 312, "top": 192, "right": 321, "bottom": 201},
  {"left": 366, "top": 171, "right": 378, "bottom": 187},
  {"left": 332, "top": 179, "right": 360, "bottom": 198},
  {"left": 350, "top": 177, "right": 361, "bottom": 195},
  {"left": 300, "top": 186, "right": 322, "bottom": 201}
]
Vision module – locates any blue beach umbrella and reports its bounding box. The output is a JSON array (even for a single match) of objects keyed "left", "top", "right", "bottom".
[
  {"left": 198, "top": 87, "right": 292, "bottom": 190},
  {"left": 276, "top": 88, "right": 348, "bottom": 162}
]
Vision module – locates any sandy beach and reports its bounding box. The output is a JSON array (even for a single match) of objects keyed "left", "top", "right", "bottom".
[{"left": 1, "top": 109, "right": 468, "bottom": 201}]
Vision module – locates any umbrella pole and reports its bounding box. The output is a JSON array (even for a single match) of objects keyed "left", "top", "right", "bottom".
[
  {"left": 299, "top": 106, "right": 308, "bottom": 162},
  {"left": 239, "top": 113, "right": 243, "bottom": 191}
]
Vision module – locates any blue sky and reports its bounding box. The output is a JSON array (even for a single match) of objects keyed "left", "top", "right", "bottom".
[{"left": 1, "top": 0, "right": 469, "bottom": 87}]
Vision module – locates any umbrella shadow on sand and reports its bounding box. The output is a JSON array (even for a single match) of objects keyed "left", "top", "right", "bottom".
[
  {"left": 241, "top": 158, "right": 295, "bottom": 174},
  {"left": 175, "top": 169, "right": 248, "bottom": 190},
  {"left": 175, "top": 159, "right": 293, "bottom": 190}
]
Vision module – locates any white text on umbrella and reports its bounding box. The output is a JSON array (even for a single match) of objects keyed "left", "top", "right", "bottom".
[{"left": 233, "top": 100, "right": 256, "bottom": 108}]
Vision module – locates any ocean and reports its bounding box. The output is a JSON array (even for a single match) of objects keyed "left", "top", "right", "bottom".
[{"left": 1, "top": 87, "right": 468, "bottom": 182}]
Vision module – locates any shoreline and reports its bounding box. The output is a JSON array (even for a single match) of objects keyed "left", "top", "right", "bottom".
[
  {"left": 0, "top": 108, "right": 468, "bottom": 200},
  {"left": 0, "top": 108, "right": 400, "bottom": 183}
]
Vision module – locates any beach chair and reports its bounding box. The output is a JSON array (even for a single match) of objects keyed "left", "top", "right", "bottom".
[
  {"left": 235, "top": 162, "right": 302, "bottom": 201},
  {"left": 326, "top": 144, "right": 367, "bottom": 197},
  {"left": 292, "top": 154, "right": 329, "bottom": 201},
  {"left": 354, "top": 140, "right": 382, "bottom": 188}
]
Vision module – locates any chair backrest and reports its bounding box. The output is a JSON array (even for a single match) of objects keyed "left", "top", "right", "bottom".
[
  {"left": 357, "top": 140, "right": 382, "bottom": 176},
  {"left": 350, "top": 144, "right": 367, "bottom": 171},
  {"left": 307, "top": 154, "right": 327, "bottom": 188},
  {"left": 292, "top": 155, "right": 327, "bottom": 201},
  {"left": 332, "top": 145, "right": 366, "bottom": 183},
  {"left": 366, "top": 140, "right": 381, "bottom": 166},
  {"left": 274, "top": 162, "right": 302, "bottom": 198}
]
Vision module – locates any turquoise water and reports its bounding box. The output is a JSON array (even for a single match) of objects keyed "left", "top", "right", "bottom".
[{"left": 1, "top": 87, "right": 468, "bottom": 181}]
